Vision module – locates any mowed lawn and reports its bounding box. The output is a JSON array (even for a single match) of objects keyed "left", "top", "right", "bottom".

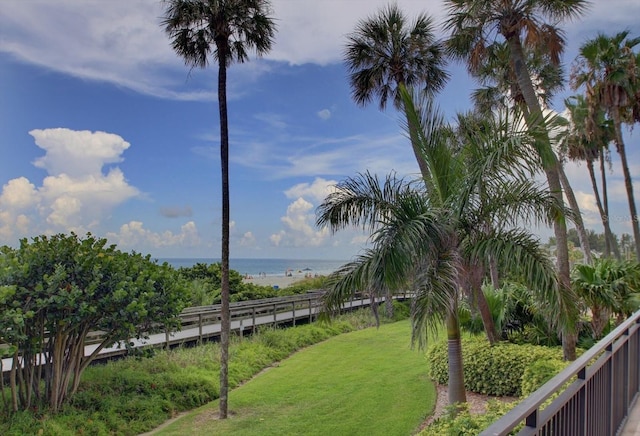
[{"left": 155, "top": 320, "right": 436, "bottom": 436}]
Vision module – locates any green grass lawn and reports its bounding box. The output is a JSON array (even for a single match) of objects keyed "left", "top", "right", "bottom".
[{"left": 155, "top": 320, "right": 436, "bottom": 436}]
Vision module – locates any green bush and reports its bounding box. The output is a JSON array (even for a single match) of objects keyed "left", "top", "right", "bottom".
[
  {"left": 426, "top": 335, "right": 564, "bottom": 396},
  {"left": 421, "top": 400, "right": 519, "bottom": 436},
  {"left": 520, "top": 358, "right": 569, "bottom": 397}
]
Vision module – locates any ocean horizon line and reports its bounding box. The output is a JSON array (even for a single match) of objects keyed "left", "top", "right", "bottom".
[{"left": 158, "top": 258, "right": 349, "bottom": 277}]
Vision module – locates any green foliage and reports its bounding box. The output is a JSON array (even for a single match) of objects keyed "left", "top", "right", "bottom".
[
  {"left": 421, "top": 400, "right": 520, "bottom": 436},
  {"left": 427, "top": 335, "right": 564, "bottom": 396},
  {"left": 0, "top": 233, "right": 188, "bottom": 413},
  {"left": 520, "top": 359, "right": 569, "bottom": 397},
  {"left": 0, "top": 309, "right": 374, "bottom": 435},
  {"left": 178, "top": 263, "right": 322, "bottom": 305}
]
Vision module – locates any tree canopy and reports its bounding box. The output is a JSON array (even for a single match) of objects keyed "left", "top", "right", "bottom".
[{"left": 0, "top": 233, "right": 187, "bottom": 413}]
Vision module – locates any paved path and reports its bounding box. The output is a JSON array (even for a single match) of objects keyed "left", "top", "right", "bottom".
[{"left": 621, "top": 396, "right": 640, "bottom": 436}]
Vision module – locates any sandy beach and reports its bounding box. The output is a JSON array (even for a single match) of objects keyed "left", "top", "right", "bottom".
[{"left": 242, "top": 273, "right": 310, "bottom": 289}]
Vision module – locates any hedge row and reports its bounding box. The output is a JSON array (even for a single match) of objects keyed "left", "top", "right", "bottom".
[{"left": 426, "top": 335, "right": 566, "bottom": 397}]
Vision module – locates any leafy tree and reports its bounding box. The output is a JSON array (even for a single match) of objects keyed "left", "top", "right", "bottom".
[
  {"left": 0, "top": 233, "right": 186, "bottom": 413},
  {"left": 162, "top": 0, "right": 276, "bottom": 418},
  {"left": 444, "top": 0, "right": 589, "bottom": 360},
  {"left": 316, "top": 89, "right": 568, "bottom": 407},
  {"left": 571, "top": 30, "right": 640, "bottom": 261}
]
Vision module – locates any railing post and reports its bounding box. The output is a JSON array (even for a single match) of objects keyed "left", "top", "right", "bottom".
[
  {"left": 252, "top": 307, "right": 256, "bottom": 332},
  {"left": 273, "top": 303, "right": 277, "bottom": 326},
  {"left": 292, "top": 302, "right": 296, "bottom": 327},
  {"left": 198, "top": 313, "right": 203, "bottom": 345},
  {"left": 608, "top": 341, "right": 615, "bottom": 436},
  {"left": 309, "top": 297, "right": 312, "bottom": 323}
]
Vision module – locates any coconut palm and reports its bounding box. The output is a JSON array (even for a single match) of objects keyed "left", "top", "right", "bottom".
[
  {"left": 344, "top": 2, "right": 448, "bottom": 180},
  {"left": 564, "top": 94, "right": 620, "bottom": 259},
  {"left": 571, "top": 31, "right": 640, "bottom": 261},
  {"left": 317, "top": 89, "right": 571, "bottom": 407},
  {"left": 445, "top": 0, "right": 589, "bottom": 360},
  {"left": 162, "top": 0, "right": 276, "bottom": 418}
]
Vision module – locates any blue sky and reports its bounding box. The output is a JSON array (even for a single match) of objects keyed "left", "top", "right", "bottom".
[{"left": 0, "top": 0, "right": 639, "bottom": 261}]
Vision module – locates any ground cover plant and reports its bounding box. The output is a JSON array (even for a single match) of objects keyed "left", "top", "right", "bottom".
[
  {"left": 0, "top": 308, "right": 408, "bottom": 435},
  {"left": 154, "top": 319, "right": 436, "bottom": 436}
]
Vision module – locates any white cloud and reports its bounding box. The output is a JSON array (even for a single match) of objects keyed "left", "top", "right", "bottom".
[
  {"left": 233, "top": 131, "right": 419, "bottom": 180},
  {"left": 0, "top": 177, "right": 38, "bottom": 209},
  {"left": 0, "top": 128, "right": 140, "bottom": 244},
  {"left": 270, "top": 197, "right": 329, "bottom": 248},
  {"left": 285, "top": 177, "right": 337, "bottom": 203},
  {"left": 106, "top": 220, "right": 201, "bottom": 250},
  {"left": 317, "top": 109, "right": 331, "bottom": 120},
  {"left": 4, "top": 0, "right": 634, "bottom": 100},
  {"left": 30, "top": 128, "right": 130, "bottom": 177},
  {"left": 239, "top": 231, "right": 257, "bottom": 247}
]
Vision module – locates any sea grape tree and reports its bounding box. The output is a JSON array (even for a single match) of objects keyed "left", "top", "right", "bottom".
[{"left": 0, "top": 233, "right": 187, "bottom": 413}]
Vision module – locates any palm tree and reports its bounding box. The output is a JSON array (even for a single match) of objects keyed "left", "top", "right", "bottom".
[
  {"left": 317, "top": 89, "right": 571, "bottom": 407},
  {"left": 573, "top": 258, "right": 640, "bottom": 338},
  {"left": 467, "top": 40, "right": 594, "bottom": 266},
  {"left": 344, "top": 2, "right": 448, "bottom": 181},
  {"left": 162, "top": 0, "right": 276, "bottom": 418},
  {"left": 564, "top": 94, "right": 620, "bottom": 259},
  {"left": 571, "top": 31, "right": 640, "bottom": 261},
  {"left": 445, "top": 0, "right": 589, "bottom": 360}
]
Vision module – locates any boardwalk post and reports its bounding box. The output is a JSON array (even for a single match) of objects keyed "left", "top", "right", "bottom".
[
  {"left": 273, "top": 303, "right": 277, "bottom": 326},
  {"left": 292, "top": 302, "right": 296, "bottom": 327},
  {"left": 252, "top": 307, "right": 256, "bottom": 333},
  {"left": 198, "top": 313, "right": 203, "bottom": 345}
]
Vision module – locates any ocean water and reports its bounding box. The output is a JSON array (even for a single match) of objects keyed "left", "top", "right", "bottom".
[{"left": 159, "top": 258, "right": 349, "bottom": 277}]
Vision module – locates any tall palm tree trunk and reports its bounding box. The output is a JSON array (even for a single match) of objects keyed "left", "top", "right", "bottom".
[
  {"left": 217, "top": 51, "right": 231, "bottom": 420},
  {"left": 612, "top": 111, "right": 640, "bottom": 260},
  {"left": 507, "top": 36, "right": 576, "bottom": 360},
  {"left": 588, "top": 159, "right": 620, "bottom": 259},
  {"left": 599, "top": 149, "right": 621, "bottom": 258},
  {"left": 559, "top": 164, "right": 593, "bottom": 264},
  {"left": 445, "top": 308, "right": 466, "bottom": 405}
]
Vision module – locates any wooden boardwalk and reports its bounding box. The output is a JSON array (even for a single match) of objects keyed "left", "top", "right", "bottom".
[{"left": 2, "top": 291, "right": 389, "bottom": 371}]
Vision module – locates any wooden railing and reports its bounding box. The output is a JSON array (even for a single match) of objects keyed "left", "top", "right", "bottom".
[
  {"left": 3, "top": 290, "right": 407, "bottom": 370},
  {"left": 481, "top": 310, "right": 640, "bottom": 435}
]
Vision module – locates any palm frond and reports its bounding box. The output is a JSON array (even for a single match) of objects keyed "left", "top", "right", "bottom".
[
  {"left": 411, "top": 244, "right": 460, "bottom": 348},
  {"left": 463, "top": 228, "right": 578, "bottom": 332}
]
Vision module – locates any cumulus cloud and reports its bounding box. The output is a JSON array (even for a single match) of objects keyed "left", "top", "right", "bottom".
[
  {"left": 269, "top": 197, "right": 329, "bottom": 248},
  {"left": 106, "top": 220, "right": 200, "bottom": 250},
  {"left": 30, "top": 128, "right": 129, "bottom": 177},
  {"left": 0, "top": 128, "right": 140, "bottom": 244},
  {"left": 285, "top": 177, "right": 337, "bottom": 203},
  {"left": 239, "top": 231, "right": 256, "bottom": 247}
]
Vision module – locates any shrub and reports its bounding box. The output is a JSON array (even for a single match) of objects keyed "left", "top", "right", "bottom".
[
  {"left": 427, "top": 335, "right": 564, "bottom": 396},
  {"left": 520, "top": 359, "right": 569, "bottom": 397},
  {"left": 421, "top": 400, "right": 519, "bottom": 436}
]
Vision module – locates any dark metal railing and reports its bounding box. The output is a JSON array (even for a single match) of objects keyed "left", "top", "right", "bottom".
[{"left": 481, "top": 309, "right": 640, "bottom": 435}]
